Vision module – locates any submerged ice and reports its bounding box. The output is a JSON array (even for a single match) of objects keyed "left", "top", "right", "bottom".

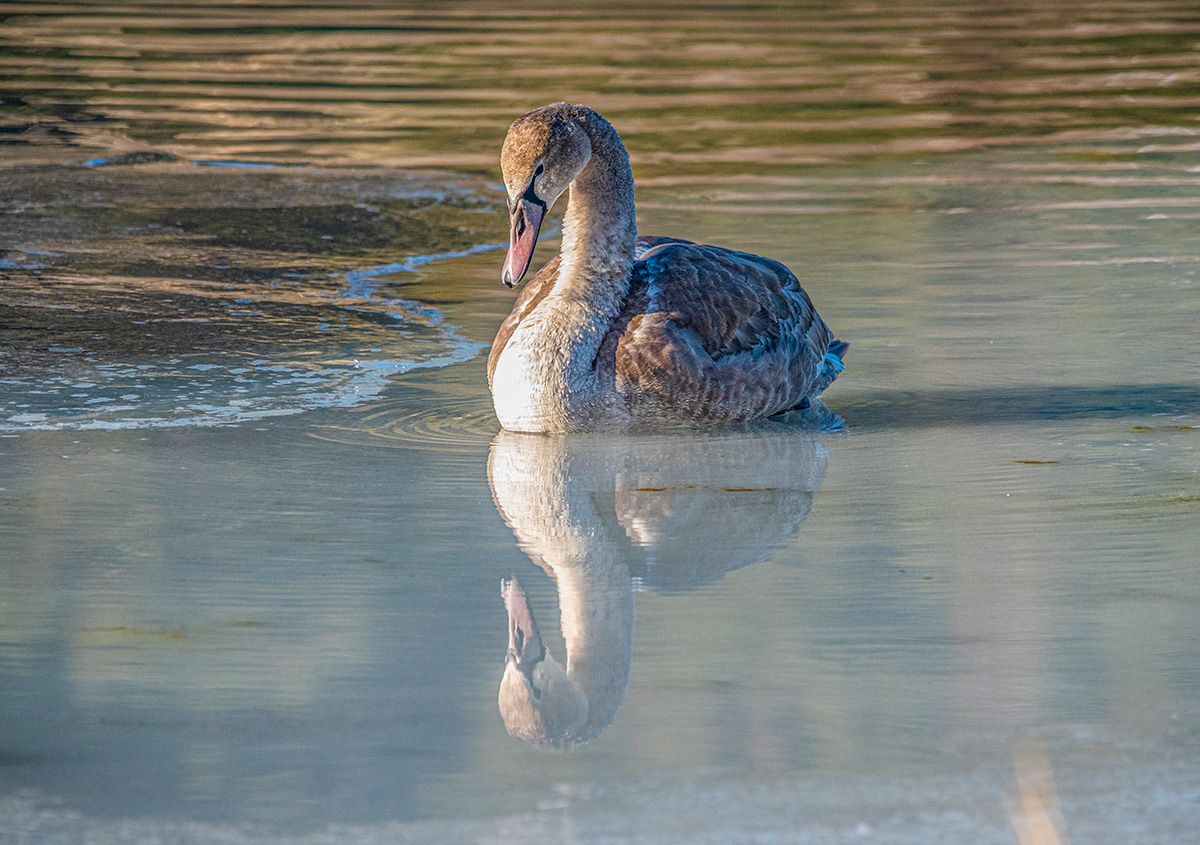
[
  {"left": 0, "top": 160, "right": 500, "bottom": 432},
  {"left": 0, "top": 264, "right": 487, "bottom": 432}
]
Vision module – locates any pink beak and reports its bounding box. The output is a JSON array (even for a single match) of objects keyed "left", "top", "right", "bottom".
[
  {"left": 502, "top": 576, "right": 544, "bottom": 670},
  {"left": 501, "top": 199, "right": 544, "bottom": 287}
]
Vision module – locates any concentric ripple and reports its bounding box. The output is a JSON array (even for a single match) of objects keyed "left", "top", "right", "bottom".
[{"left": 308, "top": 385, "right": 499, "bottom": 453}]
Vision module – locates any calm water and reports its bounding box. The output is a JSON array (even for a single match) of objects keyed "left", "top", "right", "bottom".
[{"left": 2, "top": 1, "right": 1199, "bottom": 842}]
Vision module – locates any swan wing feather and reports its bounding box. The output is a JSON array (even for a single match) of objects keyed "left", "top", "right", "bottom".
[{"left": 604, "top": 241, "right": 840, "bottom": 420}]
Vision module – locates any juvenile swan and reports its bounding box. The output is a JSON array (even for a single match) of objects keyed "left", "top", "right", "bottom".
[{"left": 488, "top": 102, "right": 848, "bottom": 433}]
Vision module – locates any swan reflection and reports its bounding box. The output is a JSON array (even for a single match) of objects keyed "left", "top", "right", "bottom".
[{"left": 489, "top": 427, "right": 829, "bottom": 749}]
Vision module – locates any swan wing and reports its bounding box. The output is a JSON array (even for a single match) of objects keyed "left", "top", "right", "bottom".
[{"left": 603, "top": 241, "right": 840, "bottom": 420}]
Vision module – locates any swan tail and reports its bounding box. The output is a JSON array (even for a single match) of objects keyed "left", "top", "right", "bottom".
[{"left": 810, "top": 338, "right": 848, "bottom": 396}]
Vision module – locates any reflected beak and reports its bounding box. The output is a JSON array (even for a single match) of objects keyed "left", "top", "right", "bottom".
[
  {"left": 501, "top": 199, "right": 544, "bottom": 288},
  {"left": 502, "top": 576, "right": 545, "bottom": 673}
]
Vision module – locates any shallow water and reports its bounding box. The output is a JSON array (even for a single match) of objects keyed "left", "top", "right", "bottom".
[{"left": 2, "top": 1, "right": 1199, "bottom": 842}]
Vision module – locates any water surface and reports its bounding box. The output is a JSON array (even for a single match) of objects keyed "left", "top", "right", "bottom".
[{"left": 1, "top": 1, "right": 1199, "bottom": 842}]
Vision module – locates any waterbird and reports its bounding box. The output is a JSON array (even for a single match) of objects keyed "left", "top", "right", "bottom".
[{"left": 488, "top": 102, "right": 848, "bottom": 433}]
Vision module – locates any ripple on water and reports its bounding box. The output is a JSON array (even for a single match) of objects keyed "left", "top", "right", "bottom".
[{"left": 307, "top": 390, "right": 500, "bottom": 454}]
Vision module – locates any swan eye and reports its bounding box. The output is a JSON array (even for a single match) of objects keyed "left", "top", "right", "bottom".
[
  {"left": 534, "top": 163, "right": 544, "bottom": 178},
  {"left": 522, "top": 173, "right": 548, "bottom": 210}
]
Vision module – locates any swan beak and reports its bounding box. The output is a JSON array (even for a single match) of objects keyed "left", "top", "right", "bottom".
[
  {"left": 502, "top": 576, "right": 545, "bottom": 673},
  {"left": 501, "top": 199, "right": 544, "bottom": 288}
]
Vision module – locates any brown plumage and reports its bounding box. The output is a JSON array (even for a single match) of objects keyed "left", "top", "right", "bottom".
[
  {"left": 489, "top": 103, "right": 846, "bottom": 432},
  {"left": 489, "top": 235, "right": 842, "bottom": 426}
]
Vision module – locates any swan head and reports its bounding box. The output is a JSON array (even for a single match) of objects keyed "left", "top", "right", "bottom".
[
  {"left": 498, "top": 576, "right": 588, "bottom": 748},
  {"left": 499, "top": 103, "right": 594, "bottom": 287}
]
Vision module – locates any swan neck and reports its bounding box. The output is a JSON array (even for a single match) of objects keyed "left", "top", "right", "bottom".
[
  {"left": 558, "top": 116, "right": 637, "bottom": 299},
  {"left": 493, "top": 114, "right": 637, "bottom": 430}
]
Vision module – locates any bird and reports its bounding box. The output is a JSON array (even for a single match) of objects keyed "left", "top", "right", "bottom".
[{"left": 487, "top": 102, "right": 848, "bottom": 433}]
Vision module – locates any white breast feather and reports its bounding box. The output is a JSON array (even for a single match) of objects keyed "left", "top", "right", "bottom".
[{"left": 491, "top": 326, "right": 546, "bottom": 432}]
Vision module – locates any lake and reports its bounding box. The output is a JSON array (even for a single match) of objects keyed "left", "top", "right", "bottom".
[{"left": 1, "top": 1, "right": 1198, "bottom": 842}]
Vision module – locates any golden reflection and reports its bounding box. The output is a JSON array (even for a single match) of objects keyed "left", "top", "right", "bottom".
[
  {"left": 1007, "top": 743, "right": 1071, "bottom": 845},
  {"left": 488, "top": 427, "right": 829, "bottom": 748},
  {"left": 5, "top": 2, "right": 1199, "bottom": 175}
]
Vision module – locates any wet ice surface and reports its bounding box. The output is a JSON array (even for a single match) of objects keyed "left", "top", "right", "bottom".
[{"left": 3, "top": 1, "right": 1200, "bottom": 842}]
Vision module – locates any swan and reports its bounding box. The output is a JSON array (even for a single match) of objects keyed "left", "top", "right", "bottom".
[
  {"left": 488, "top": 102, "right": 848, "bottom": 433},
  {"left": 490, "top": 429, "right": 829, "bottom": 748}
]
